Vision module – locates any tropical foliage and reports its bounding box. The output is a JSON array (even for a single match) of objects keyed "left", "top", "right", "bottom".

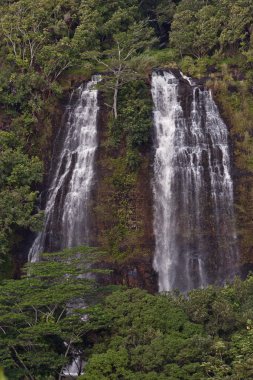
[
  {"left": 0, "top": 247, "right": 110, "bottom": 380},
  {"left": 2, "top": 0, "right": 253, "bottom": 265},
  {"left": 1, "top": 265, "right": 253, "bottom": 379},
  {"left": 1, "top": 0, "right": 253, "bottom": 378}
]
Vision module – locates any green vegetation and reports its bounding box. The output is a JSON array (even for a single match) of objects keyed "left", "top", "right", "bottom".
[
  {"left": 95, "top": 80, "right": 153, "bottom": 263},
  {"left": 2, "top": 0, "right": 253, "bottom": 378},
  {"left": 1, "top": 254, "right": 253, "bottom": 380},
  {"left": 0, "top": 131, "right": 43, "bottom": 265},
  {"left": 0, "top": 247, "right": 111, "bottom": 380},
  {"left": 0, "top": 0, "right": 82, "bottom": 266},
  {"left": 210, "top": 71, "right": 253, "bottom": 264},
  {"left": 80, "top": 277, "right": 253, "bottom": 380},
  {"left": 0, "top": 369, "right": 7, "bottom": 380},
  {"left": 2, "top": 0, "right": 253, "bottom": 267},
  {"left": 85, "top": 22, "right": 155, "bottom": 119}
]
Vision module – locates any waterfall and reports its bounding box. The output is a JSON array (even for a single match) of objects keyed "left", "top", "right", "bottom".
[
  {"left": 29, "top": 76, "right": 101, "bottom": 262},
  {"left": 152, "top": 71, "right": 238, "bottom": 293}
]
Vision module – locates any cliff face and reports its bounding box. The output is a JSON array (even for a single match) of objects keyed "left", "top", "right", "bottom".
[
  {"left": 212, "top": 80, "right": 253, "bottom": 275},
  {"left": 21, "top": 69, "right": 253, "bottom": 290},
  {"left": 14, "top": 95, "right": 67, "bottom": 277},
  {"left": 92, "top": 70, "right": 253, "bottom": 290},
  {"left": 92, "top": 94, "right": 157, "bottom": 293},
  {"left": 169, "top": 66, "right": 253, "bottom": 278}
]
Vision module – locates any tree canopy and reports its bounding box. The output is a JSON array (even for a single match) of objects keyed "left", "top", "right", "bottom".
[
  {"left": 0, "top": 246, "right": 110, "bottom": 380},
  {"left": 1, "top": 1, "right": 253, "bottom": 378},
  {"left": 80, "top": 277, "right": 253, "bottom": 380},
  {"left": 1, "top": 255, "right": 253, "bottom": 380}
]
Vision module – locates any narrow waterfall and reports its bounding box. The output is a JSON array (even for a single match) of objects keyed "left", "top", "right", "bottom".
[
  {"left": 152, "top": 70, "right": 238, "bottom": 293},
  {"left": 29, "top": 76, "right": 101, "bottom": 262}
]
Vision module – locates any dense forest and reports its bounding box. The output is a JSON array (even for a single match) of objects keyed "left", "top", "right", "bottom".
[{"left": 1, "top": 0, "right": 253, "bottom": 379}]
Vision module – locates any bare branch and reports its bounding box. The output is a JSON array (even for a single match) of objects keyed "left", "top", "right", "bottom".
[{"left": 93, "top": 57, "right": 116, "bottom": 74}]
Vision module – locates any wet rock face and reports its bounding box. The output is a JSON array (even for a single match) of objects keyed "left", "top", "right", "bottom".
[
  {"left": 20, "top": 78, "right": 157, "bottom": 290},
  {"left": 232, "top": 166, "right": 253, "bottom": 267},
  {"left": 28, "top": 77, "right": 101, "bottom": 261},
  {"left": 15, "top": 95, "right": 67, "bottom": 275},
  {"left": 212, "top": 81, "right": 253, "bottom": 271},
  {"left": 21, "top": 69, "right": 245, "bottom": 293},
  {"left": 103, "top": 260, "right": 158, "bottom": 293},
  {"left": 152, "top": 71, "right": 238, "bottom": 293},
  {"left": 92, "top": 92, "right": 158, "bottom": 292},
  {"left": 93, "top": 70, "right": 240, "bottom": 293}
]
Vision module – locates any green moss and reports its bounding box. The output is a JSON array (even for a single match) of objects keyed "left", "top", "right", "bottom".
[
  {"left": 95, "top": 79, "right": 153, "bottom": 263},
  {"left": 0, "top": 255, "right": 13, "bottom": 281},
  {"left": 142, "top": 48, "right": 179, "bottom": 66},
  {"left": 206, "top": 66, "right": 253, "bottom": 265}
]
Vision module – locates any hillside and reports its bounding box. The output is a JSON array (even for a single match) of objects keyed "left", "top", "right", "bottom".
[{"left": 1, "top": 0, "right": 253, "bottom": 379}]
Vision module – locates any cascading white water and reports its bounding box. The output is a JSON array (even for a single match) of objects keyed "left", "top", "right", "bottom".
[
  {"left": 29, "top": 76, "right": 101, "bottom": 262},
  {"left": 152, "top": 71, "right": 238, "bottom": 293}
]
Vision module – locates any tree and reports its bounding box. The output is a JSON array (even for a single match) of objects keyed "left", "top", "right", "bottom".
[
  {"left": 85, "top": 22, "right": 156, "bottom": 118},
  {"left": 170, "top": 9, "right": 197, "bottom": 57},
  {"left": 194, "top": 5, "right": 220, "bottom": 56},
  {"left": 218, "top": 0, "right": 253, "bottom": 53},
  {"left": 170, "top": 3, "right": 219, "bottom": 58},
  {"left": 0, "top": 0, "right": 49, "bottom": 69},
  {"left": 0, "top": 246, "right": 110, "bottom": 380},
  {"left": 73, "top": 0, "right": 157, "bottom": 118},
  {"left": 150, "top": 0, "right": 177, "bottom": 45},
  {"left": 78, "top": 277, "right": 253, "bottom": 380},
  {"left": 79, "top": 288, "right": 207, "bottom": 379},
  {"left": 0, "top": 0, "right": 81, "bottom": 79},
  {"left": 0, "top": 131, "right": 43, "bottom": 261},
  {"left": 37, "top": 37, "right": 80, "bottom": 81}
]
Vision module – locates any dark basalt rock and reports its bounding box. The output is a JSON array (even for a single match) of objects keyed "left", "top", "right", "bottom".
[{"left": 92, "top": 92, "right": 157, "bottom": 292}]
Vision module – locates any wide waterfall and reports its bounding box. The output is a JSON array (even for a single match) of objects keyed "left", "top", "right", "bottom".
[
  {"left": 152, "top": 70, "right": 238, "bottom": 293},
  {"left": 29, "top": 76, "right": 101, "bottom": 262}
]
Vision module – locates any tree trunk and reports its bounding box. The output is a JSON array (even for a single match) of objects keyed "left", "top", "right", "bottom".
[
  {"left": 113, "top": 76, "right": 119, "bottom": 119},
  {"left": 58, "top": 341, "right": 72, "bottom": 380}
]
